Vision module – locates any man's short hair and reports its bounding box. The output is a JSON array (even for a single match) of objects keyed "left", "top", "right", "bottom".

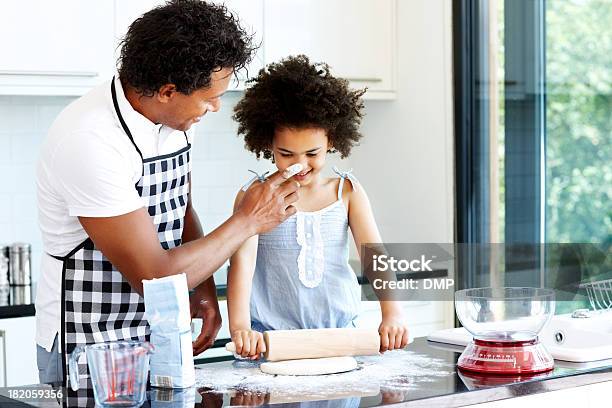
[{"left": 118, "top": 0, "right": 256, "bottom": 96}]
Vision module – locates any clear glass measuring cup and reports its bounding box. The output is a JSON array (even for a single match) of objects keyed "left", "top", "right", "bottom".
[{"left": 69, "top": 340, "right": 154, "bottom": 407}]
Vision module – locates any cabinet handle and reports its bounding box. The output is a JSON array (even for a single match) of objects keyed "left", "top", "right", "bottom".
[
  {"left": 0, "top": 330, "right": 6, "bottom": 387},
  {"left": 345, "top": 77, "right": 383, "bottom": 83},
  {"left": 0, "top": 70, "right": 99, "bottom": 77}
]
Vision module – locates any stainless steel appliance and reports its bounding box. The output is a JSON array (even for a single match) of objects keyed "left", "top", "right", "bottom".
[{"left": 8, "top": 243, "right": 31, "bottom": 286}]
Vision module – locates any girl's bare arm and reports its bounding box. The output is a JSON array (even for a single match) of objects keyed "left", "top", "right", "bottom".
[{"left": 347, "top": 182, "right": 409, "bottom": 351}]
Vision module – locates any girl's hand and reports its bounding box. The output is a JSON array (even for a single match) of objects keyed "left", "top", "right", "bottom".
[
  {"left": 231, "top": 329, "right": 267, "bottom": 360},
  {"left": 378, "top": 313, "right": 409, "bottom": 352}
]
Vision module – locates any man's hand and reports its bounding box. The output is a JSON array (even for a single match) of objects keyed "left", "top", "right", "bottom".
[
  {"left": 190, "top": 290, "right": 222, "bottom": 355},
  {"left": 234, "top": 168, "right": 301, "bottom": 235}
]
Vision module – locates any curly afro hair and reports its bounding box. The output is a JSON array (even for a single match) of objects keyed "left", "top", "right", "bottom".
[
  {"left": 233, "top": 55, "right": 366, "bottom": 159},
  {"left": 118, "top": 0, "right": 256, "bottom": 96}
]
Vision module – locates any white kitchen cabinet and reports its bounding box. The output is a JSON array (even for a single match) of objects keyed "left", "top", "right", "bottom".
[
  {"left": 0, "top": 0, "right": 115, "bottom": 95},
  {"left": 2, "top": 1, "right": 392, "bottom": 97},
  {"left": 263, "top": 0, "right": 397, "bottom": 99},
  {"left": 0, "top": 316, "right": 38, "bottom": 386}
]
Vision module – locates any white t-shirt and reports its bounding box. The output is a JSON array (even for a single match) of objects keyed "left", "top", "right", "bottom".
[{"left": 35, "top": 77, "right": 193, "bottom": 352}]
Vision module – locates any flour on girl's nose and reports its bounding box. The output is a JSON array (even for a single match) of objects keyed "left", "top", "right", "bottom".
[{"left": 282, "top": 163, "right": 303, "bottom": 179}]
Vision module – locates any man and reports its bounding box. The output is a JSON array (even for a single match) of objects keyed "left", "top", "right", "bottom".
[{"left": 35, "top": 0, "right": 299, "bottom": 390}]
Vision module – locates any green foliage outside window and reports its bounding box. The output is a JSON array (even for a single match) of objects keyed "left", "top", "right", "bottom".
[{"left": 545, "top": 0, "right": 612, "bottom": 244}]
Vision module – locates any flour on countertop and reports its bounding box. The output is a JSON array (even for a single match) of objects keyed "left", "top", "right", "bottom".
[{"left": 195, "top": 349, "right": 454, "bottom": 397}]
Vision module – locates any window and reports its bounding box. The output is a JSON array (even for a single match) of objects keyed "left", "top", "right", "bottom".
[{"left": 454, "top": 0, "right": 611, "bottom": 301}]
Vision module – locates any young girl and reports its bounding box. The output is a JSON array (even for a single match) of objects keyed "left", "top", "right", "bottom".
[{"left": 228, "top": 55, "right": 408, "bottom": 359}]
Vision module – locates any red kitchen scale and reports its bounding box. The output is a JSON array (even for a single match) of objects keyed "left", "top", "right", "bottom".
[{"left": 454, "top": 287, "right": 555, "bottom": 374}]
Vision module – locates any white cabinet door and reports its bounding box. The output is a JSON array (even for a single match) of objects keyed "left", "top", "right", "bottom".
[
  {"left": 263, "top": 0, "right": 396, "bottom": 98},
  {"left": 0, "top": 316, "right": 37, "bottom": 386},
  {"left": 0, "top": 0, "right": 114, "bottom": 95}
]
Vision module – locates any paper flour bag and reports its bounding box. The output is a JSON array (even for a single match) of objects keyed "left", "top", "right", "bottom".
[{"left": 143, "top": 273, "right": 195, "bottom": 388}]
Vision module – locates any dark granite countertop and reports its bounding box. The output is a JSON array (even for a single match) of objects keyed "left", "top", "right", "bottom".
[
  {"left": 2, "top": 337, "right": 612, "bottom": 407},
  {"left": 0, "top": 284, "right": 35, "bottom": 319}
]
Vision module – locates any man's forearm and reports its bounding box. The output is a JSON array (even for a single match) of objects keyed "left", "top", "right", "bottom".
[
  {"left": 181, "top": 205, "right": 220, "bottom": 297},
  {"left": 169, "top": 212, "right": 253, "bottom": 289}
]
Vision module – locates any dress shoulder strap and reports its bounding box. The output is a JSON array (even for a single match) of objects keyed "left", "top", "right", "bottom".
[
  {"left": 241, "top": 169, "right": 270, "bottom": 191},
  {"left": 332, "top": 166, "right": 359, "bottom": 201}
]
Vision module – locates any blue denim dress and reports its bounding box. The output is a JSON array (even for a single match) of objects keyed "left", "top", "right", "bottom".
[{"left": 242, "top": 167, "right": 362, "bottom": 332}]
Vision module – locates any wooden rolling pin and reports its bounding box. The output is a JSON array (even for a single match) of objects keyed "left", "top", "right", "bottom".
[{"left": 225, "top": 328, "right": 380, "bottom": 361}]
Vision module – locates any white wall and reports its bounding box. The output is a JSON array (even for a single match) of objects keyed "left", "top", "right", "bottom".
[
  {"left": 0, "top": 96, "right": 73, "bottom": 283},
  {"left": 350, "top": 0, "right": 454, "bottom": 245},
  {"left": 0, "top": 0, "right": 454, "bottom": 286}
]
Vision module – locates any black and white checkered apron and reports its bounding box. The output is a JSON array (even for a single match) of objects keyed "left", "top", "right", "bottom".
[{"left": 54, "top": 79, "right": 191, "bottom": 406}]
